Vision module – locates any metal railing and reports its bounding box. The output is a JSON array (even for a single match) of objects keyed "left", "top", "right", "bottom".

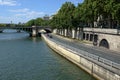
[{"left": 46, "top": 35, "right": 120, "bottom": 75}]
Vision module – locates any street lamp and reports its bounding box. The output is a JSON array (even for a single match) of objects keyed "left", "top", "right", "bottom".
[{"left": 10, "top": 21, "right": 12, "bottom": 27}]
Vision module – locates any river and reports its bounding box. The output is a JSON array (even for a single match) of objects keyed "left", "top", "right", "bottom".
[{"left": 0, "top": 29, "right": 96, "bottom": 80}]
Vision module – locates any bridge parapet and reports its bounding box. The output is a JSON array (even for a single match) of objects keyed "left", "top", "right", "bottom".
[
  {"left": 84, "top": 28, "right": 120, "bottom": 35},
  {"left": 0, "top": 26, "right": 52, "bottom": 37}
]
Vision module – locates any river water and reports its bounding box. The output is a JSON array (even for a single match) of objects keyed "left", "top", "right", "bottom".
[{"left": 0, "top": 29, "right": 96, "bottom": 80}]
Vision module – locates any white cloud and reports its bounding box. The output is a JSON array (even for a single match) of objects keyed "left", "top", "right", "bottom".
[
  {"left": 0, "top": 15, "right": 29, "bottom": 23},
  {"left": 0, "top": 8, "right": 46, "bottom": 23},
  {"left": 9, "top": 8, "right": 29, "bottom": 13},
  {"left": 0, "top": 0, "right": 19, "bottom": 6},
  {"left": 25, "top": 11, "right": 45, "bottom": 19},
  {"left": 0, "top": 16, "right": 13, "bottom": 23},
  {"left": 12, "top": 8, "right": 45, "bottom": 19}
]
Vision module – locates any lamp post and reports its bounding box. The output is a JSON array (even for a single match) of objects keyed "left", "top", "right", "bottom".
[{"left": 10, "top": 21, "right": 12, "bottom": 27}]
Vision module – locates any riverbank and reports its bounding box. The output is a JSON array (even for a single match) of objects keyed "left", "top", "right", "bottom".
[
  {"left": 53, "top": 34, "right": 93, "bottom": 46},
  {"left": 42, "top": 34, "right": 120, "bottom": 80},
  {"left": 53, "top": 33, "right": 120, "bottom": 55}
]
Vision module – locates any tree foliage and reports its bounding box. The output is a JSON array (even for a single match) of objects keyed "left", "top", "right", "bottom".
[
  {"left": 25, "top": 18, "right": 50, "bottom": 27},
  {"left": 24, "top": 1, "right": 120, "bottom": 29},
  {"left": 50, "top": 2, "right": 75, "bottom": 29},
  {"left": 0, "top": 24, "right": 6, "bottom": 27},
  {"left": 50, "top": 1, "right": 120, "bottom": 29}
]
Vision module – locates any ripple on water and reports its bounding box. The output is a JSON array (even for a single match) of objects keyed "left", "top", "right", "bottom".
[
  {"left": 0, "top": 29, "right": 29, "bottom": 40},
  {"left": 0, "top": 29, "right": 96, "bottom": 80}
]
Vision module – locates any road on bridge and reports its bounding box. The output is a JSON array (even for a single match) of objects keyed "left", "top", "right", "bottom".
[{"left": 49, "top": 34, "right": 120, "bottom": 64}]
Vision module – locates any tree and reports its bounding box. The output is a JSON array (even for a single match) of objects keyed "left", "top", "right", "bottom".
[
  {"left": 34, "top": 18, "right": 44, "bottom": 26},
  {"left": 80, "top": 0, "right": 95, "bottom": 27},
  {"left": 73, "top": 3, "right": 82, "bottom": 28},
  {"left": 51, "top": 2, "right": 75, "bottom": 29},
  {"left": 25, "top": 19, "right": 35, "bottom": 27},
  {"left": 115, "top": 4, "right": 120, "bottom": 26},
  {"left": 0, "top": 24, "right": 6, "bottom": 27},
  {"left": 25, "top": 1, "right": 120, "bottom": 29},
  {"left": 25, "top": 17, "right": 51, "bottom": 27}
]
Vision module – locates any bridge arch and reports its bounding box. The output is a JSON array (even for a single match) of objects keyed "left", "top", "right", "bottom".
[
  {"left": 0, "top": 26, "right": 52, "bottom": 37},
  {"left": 44, "top": 28, "right": 52, "bottom": 33},
  {"left": 99, "top": 39, "right": 109, "bottom": 49}
]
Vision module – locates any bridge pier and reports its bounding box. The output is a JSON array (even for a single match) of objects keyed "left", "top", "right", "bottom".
[
  {"left": 0, "top": 29, "right": 3, "bottom": 33},
  {"left": 0, "top": 26, "right": 51, "bottom": 37},
  {"left": 31, "top": 26, "right": 38, "bottom": 37},
  {"left": 17, "top": 30, "right": 21, "bottom": 33}
]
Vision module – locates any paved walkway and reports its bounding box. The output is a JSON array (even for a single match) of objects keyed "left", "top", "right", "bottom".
[{"left": 50, "top": 34, "right": 120, "bottom": 64}]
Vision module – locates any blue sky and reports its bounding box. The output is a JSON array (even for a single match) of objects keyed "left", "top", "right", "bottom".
[{"left": 0, "top": 0, "right": 83, "bottom": 24}]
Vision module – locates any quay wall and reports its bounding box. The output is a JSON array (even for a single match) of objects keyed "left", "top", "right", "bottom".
[
  {"left": 42, "top": 34, "right": 120, "bottom": 80},
  {"left": 98, "top": 34, "right": 120, "bottom": 52},
  {"left": 53, "top": 28, "right": 120, "bottom": 52}
]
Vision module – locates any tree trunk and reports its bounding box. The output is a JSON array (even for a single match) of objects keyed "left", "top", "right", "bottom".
[{"left": 108, "top": 14, "right": 112, "bottom": 28}]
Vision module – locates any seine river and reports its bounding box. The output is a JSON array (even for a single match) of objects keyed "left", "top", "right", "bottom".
[{"left": 0, "top": 29, "right": 96, "bottom": 80}]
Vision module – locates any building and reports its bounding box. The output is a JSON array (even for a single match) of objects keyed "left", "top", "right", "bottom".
[{"left": 43, "top": 15, "right": 50, "bottom": 20}]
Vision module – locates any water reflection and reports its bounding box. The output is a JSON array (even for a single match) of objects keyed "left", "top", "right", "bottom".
[
  {"left": 3, "top": 29, "right": 18, "bottom": 33},
  {"left": 0, "top": 29, "right": 96, "bottom": 80},
  {"left": 0, "top": 29, "right": 29, "bottom": 40}
]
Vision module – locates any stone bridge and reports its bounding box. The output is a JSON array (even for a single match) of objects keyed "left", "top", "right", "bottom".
[{"left": 0, "top": 26, "right": 52, "bottom": 37}]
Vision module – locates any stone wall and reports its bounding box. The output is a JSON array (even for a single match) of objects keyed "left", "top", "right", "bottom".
[
  {"left": 82, "top": 28, "right": 120, "bottom": 52},
  {"left": 98, "top": 34, "right": 120, "bottom": 52},
  {"left": 42, "top": 34, "right": 120, "bottom": 80}
]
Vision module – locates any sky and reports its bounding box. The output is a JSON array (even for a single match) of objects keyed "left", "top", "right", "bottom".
[{"left": 0, "top": 0, "right": 84, "bottom": 24}]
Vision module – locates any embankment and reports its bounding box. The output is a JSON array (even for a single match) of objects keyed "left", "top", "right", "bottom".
[{"left": 42, "top": 34, "right": 120, "bottom": 80}]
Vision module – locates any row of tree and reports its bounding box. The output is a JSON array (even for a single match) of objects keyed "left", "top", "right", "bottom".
[
  {"left": 1, "top": 1, "right": 120, "bottom": 29},
  {"left": 0, "top": 24, "right": 6, "bottom": 27},
  {"left": 0, "top": 18, "right": 50, "bottom": 27},
  {"left": 24, "top": 0, "right": 120, "bottom": 29},
  {"left": 50, "top": 0, "right": 120, "bottom": 29},
  {"left": 0, "top": 23, "right": 24, "bottom": 27},
  {"left": 25, "top": 18, "right": 50, "bottom": 27}
]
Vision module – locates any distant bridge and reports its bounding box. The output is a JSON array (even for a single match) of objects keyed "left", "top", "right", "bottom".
[{"left": 0, "top": 26, "right": 52, "bottom": 37}]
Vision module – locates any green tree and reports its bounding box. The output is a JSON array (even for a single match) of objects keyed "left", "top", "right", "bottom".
[
  {"left": 34, "top": 18, "right": 44, "bottom": 26},
  {"left": 25, "top": 19, "right": 35, "bottom": 27},
  {"left": 73, "top": 3, "right": 83, "bottom": 28},
  {"left": 0, "top": 24, "right": 6, "bottom": 27},
  {"left": 51, "top": 2, "right": 75, "bottom": 29},
  {"left": 80, "top": 0, "right": 95, "bottom": 27}
]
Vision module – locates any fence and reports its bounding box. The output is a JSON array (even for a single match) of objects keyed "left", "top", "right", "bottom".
[{"left": 47, "top": 35, "right": 120, "bottom": 75}]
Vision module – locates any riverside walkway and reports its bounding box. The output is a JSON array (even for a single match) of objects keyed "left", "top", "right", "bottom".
[
  {"left": 48, "top": 34, "right": 120, "bottom": 69},
  {"left": 43, "top": 33, "right": 120, "bottom": 80},
  {"left": 51, "top": 34, "right": 120, "bottom": 64}
]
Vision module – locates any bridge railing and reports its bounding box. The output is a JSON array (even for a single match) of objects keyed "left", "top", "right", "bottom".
[{"left": 46, "top": 35, "right": 120, "bottom": 75}]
